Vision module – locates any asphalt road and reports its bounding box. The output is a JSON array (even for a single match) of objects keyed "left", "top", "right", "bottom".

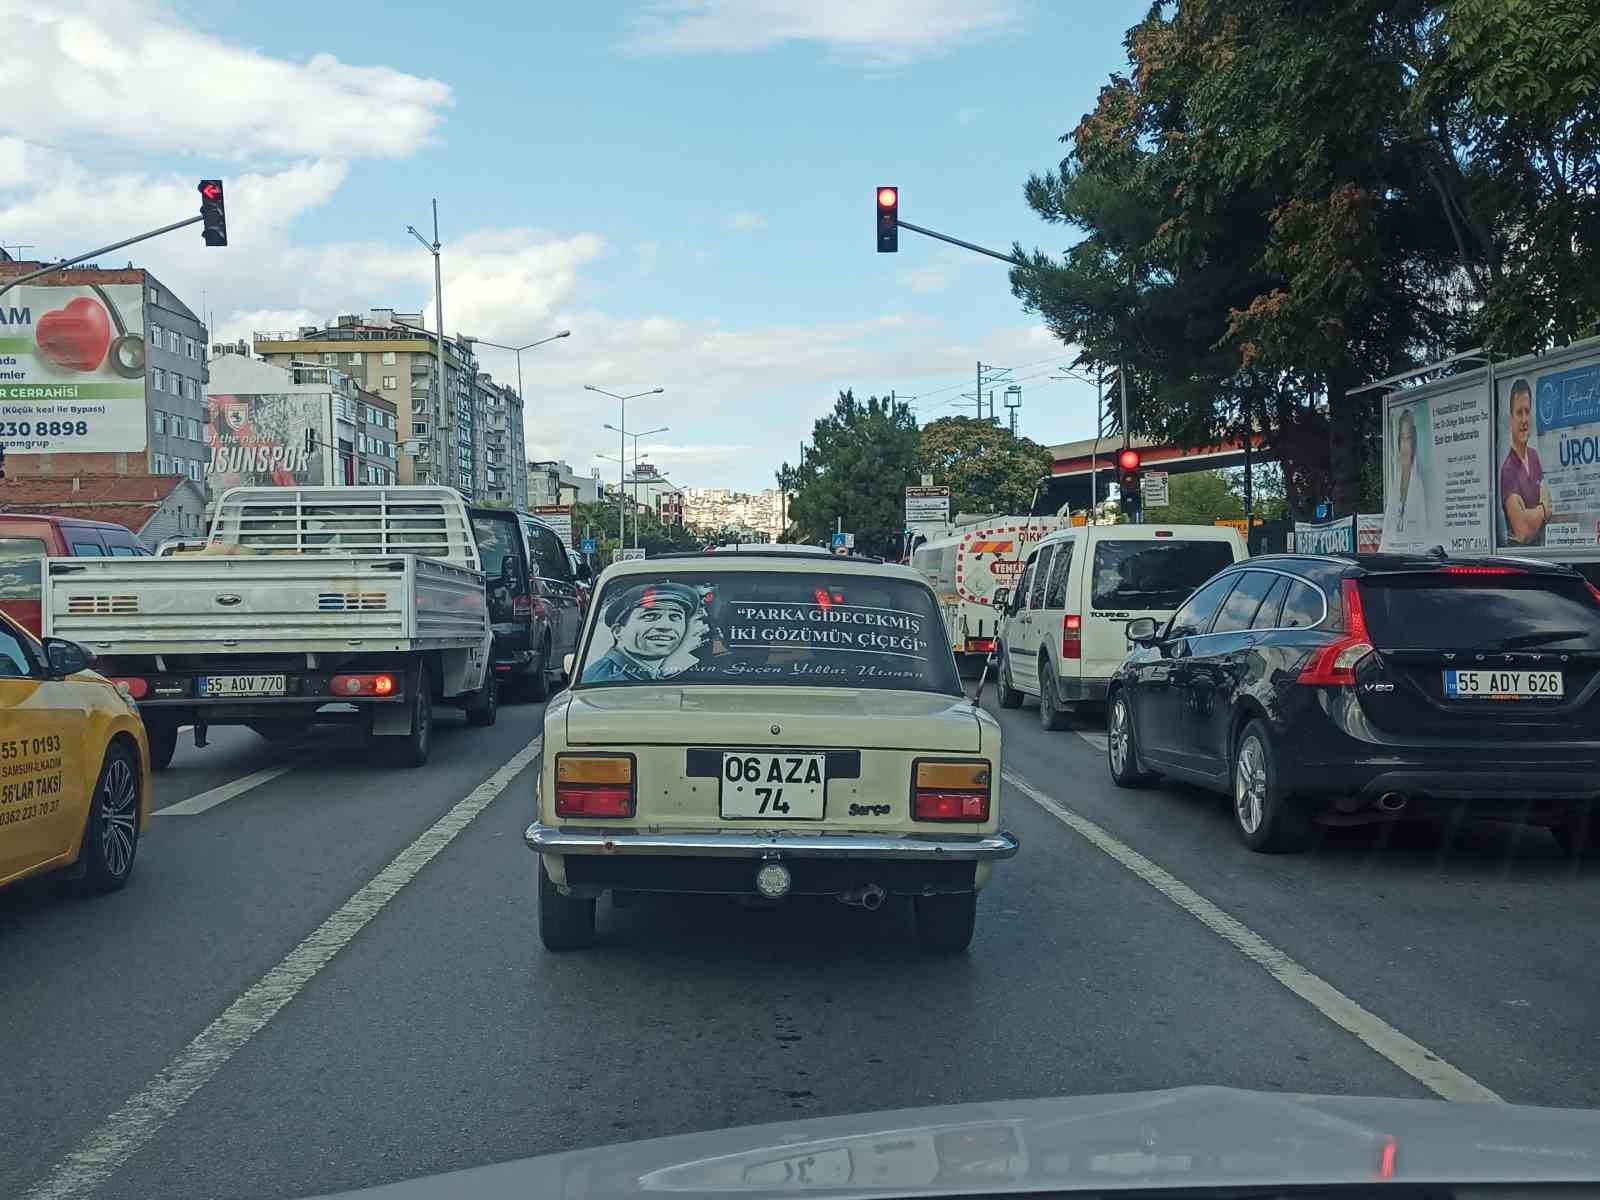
[{"left": 3, "top": 687, "right": 1598, "bottom": 1200}]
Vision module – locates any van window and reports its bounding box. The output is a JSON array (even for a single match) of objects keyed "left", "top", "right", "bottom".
[
  {"left": 527, "top": 523, "right": 572, "bottom": 581},
  {"left": 470, "top": 514, "right": 526, "bottom": 592},
  {"left": 109, "top": 546, "right": 138, "bottom": 557},
  {"left": 1029, "top": 544, "right": 1054, "bottom": 609},
  {"left": 0, "top": 537, "right": 47, "bottom": 601},
  {"left": 1211, "top": 570, "right": 1278, "bottom": 633},
  {"left": 1013, "top": 559, "right": 1036, "bottom": 611},
  {"left": 1090, "top": 539, "right": 1237, "bottom": 611},
  {"left": 1251, "top": 576, "right": 1291, "bottom": 630},
  {"left": 72, "top": 541, "right": 105, "bottom": 556},
  {"left": 1044, "top": 541, "right": 1073, "bottom": 607}
]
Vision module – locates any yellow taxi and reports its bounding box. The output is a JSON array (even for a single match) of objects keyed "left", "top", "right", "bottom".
[{"left": 1, "top": 607, "right": 151, "bottom": 894}]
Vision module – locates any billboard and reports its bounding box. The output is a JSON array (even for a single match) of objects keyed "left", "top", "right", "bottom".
[
  {"left": 533, "top": 506, "right": 574, "bottom": 550},
  {"left": 1495, "top": 353, "right": 1600, "bottom": 554},
  {"left": 207, "top": 392, "right": 329, "bottom": 490},
  {"left": 1379, "top": 376, "right": 1493, "bottom": 555},
  {"left": 0, "top": 283, "right": 149, "bottom": 452}
]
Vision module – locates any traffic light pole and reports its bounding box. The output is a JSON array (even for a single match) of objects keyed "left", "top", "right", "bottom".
[
  {"left": 893, "top": 219, "right": 1024, "bottom": 267},
  {"left": 0, "top": 215, "right": 202, "bottom": 298}
]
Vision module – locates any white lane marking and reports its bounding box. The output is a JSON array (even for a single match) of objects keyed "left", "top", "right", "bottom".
[
  {"left": 155, "top": 764, "right": 295, "bottom": 816},
  {"left": 23, "top": 736, "right": 544, "bottom": 1200},
  {"left": 1003, "top": 769, "right": 1502, "bottom": 1104}
]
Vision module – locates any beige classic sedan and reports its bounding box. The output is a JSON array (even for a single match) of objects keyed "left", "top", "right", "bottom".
[{"left": 526, "top": 551, "right": 1018, "bottom": 951}]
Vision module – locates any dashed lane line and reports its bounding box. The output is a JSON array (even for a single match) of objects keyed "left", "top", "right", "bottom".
[
  {"left": 155, "top": 764, "right": 297, "bottom": 816},
  {"left": 22, "top": 736, "right": 545, "bottom": 1200},
  {"left": 1004, "top": 768, "right": 1502, "bottom": 1104}
]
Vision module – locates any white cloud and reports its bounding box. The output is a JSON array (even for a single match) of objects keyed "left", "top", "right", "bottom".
[
  {"left": 2, "top": 1, "right": 451, "bottom": 159},
  {"left": 725, "top": 211, "right": 767, "bottom": 233},
  {"left": 621, "top": 0, "right": 1022, "bottom": 66}
]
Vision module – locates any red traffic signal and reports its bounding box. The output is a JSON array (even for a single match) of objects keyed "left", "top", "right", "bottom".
[
  {"left": 198, "top": 178, "right": 227, "bottom": 247},
  {"left": 876, "top": 185, "right": 898, "bottom": 253},
  {"left": 1117, "top": 448, "right": 1141, "bottom": 472}
]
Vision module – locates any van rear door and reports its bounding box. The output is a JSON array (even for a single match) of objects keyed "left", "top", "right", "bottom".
[{"left": 1081, "top": 532, "right": 1241, "bottom": 686}]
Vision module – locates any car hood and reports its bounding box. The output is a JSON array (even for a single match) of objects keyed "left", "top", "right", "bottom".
[
  {"left": 307, "top": 1086, "right": 1600, "bottom": 1198},
  {"left": 565, "top": 686, "right": 982, "bottom": 752}
]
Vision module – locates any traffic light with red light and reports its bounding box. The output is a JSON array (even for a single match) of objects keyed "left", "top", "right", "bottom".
[
  {"left": 877, "top": 186, "right": 898, "bottom": 252},
  {"left": 1118, "top": 448, "right": 1142, "bottom": 515},
  {"left": 199, "top": 179, "right": 227, "bottom": 247}
]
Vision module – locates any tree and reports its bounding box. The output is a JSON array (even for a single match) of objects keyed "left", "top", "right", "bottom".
[
  {"left": 918, "top": 417, "right": 1055, "bottom": 515},
  {"left": 572, "top": 498, "right": 703, "bottom": 561},
  {"left": 1151, "top": 471, "right": 1243, "bottom": 526},
  {"left": 777, "top": 391, "right": 919, "bottom": 558}
]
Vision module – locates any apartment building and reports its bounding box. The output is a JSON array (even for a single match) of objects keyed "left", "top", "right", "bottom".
[
  {"left": 254, "top": 310, "right": 526, "bottom": 503},
  {"left": 681, "top": 486, "right": 789, "bottom": 541},
  {"left": 0, "top": 261, "right": 208, "bottom": 483},
  {"left": 529, "top": 459, "right": 602, "bottom": 507}
]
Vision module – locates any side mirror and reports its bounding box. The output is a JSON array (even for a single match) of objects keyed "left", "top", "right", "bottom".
[
  {"left": 992, "top": 586, "right": 1010, "bottom": 612},
  {"left": 1125, "top": 617, "right": 1160, "bottom": 645},
  {"left": 575, "top": 561, "right": 592, "bottom": 582},
  {"left": 43, "top": 637, "right": 92, "bottom": 677},
  {"left": 562, "top": 653, "right": 575, "bottom": 678}
]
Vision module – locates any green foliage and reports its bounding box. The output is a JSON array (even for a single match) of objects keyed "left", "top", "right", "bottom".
[
  {"left": 918, "top": 417, "right": 1054, "bottom": 516},
  {"left": 1151, "top": 471, "right": 1243, "bottom": 526},
  {"left": 571, "top": 498, "right": 703, "bottom": 560},
  {"left": 777, "top": 390, "right": 920, "bottom": 558},
  {"left": 1011, "top": 0, "right": 1598, "bottom": 519}
]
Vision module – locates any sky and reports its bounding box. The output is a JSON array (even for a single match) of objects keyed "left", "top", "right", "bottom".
[{"left": 0, "top": 0, "right": 1147, "bottom": 492}]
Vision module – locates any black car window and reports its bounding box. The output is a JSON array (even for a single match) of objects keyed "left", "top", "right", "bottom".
[
  {"left": 1211, "top": 570, "right": 1278, "bottom": 633},
  {"left": 1250, "top": 576, "right": 1292, "bottom": 630},
  {"left": 0, "top": 617, "right": 34, "bottom": 678},
  {"left": 1045, "top": 541, "right": 1073, "bottom": 608},
  {"left": 1280, "top": 580, "right": 1325, "bottom": 629},
  {"left": 542, "top": 529, "right": 574, "bottom": 582},
  {"left": 1358, "top": 575, "right": 1600, "bottom": 651},
  {"left": 1091, "top": 539, "right": 1237, "bottom": 611},
  {"left": 1168, "top": 574, "right": 1237, "bottom": 638},
  {"left": 1029, "top": 544, "right": 1055, "bottom": 609},
  {"left": 471, "top": 515, "right": 526, "bottom": 592}
]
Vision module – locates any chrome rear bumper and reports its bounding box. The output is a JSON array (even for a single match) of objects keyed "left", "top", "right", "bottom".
[{"left": 525, "top": 824, "right": 1019, "bottom": 861}]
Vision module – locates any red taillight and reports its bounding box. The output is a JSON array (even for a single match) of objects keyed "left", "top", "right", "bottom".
[
  {"left": 1062, "top": 613, "right": 1082, "bottom": 660},
  {"left": 110, "top": 677, "right": 149, "bottom": 699},
  {"left": 914, "top": 791, "right": 990, "bottom": 820},
  {"left": 965, "top": 637, "right": 996, "bottom": 654},
  {"left": 1379, "top": 1137, "right": 1398, "bottom": 1181},
  {"left": 1297, "top": 579, "right": 1373, "bottom": 686},
  {"left": 330, "top": 673, "right": 396, "bottom": 697},
  {"left": 554, "top": 785, "right": 634, "bottom": 818},
  {"left": 814, "top": 588, "right": 832, "bottom": 609},
  {"left": 1438, "top": 565, "right": 1525, "bottom": 576}
]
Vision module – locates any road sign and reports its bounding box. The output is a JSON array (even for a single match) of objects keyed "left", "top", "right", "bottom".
[
  {"left": 613, "top": 547, "right": 646, "bottom": 563},
  {"left": 905, "top": 485, "right": 951, "bottom": 524},
  {"left": 831, "top": 531, "right": 849, "bottom": 550},
  {"left": 1141, "top": 470, "right": 1169, "bottom": 508},
  {"left": 580, "top": 537, "right": 596, "bottom": 555}
]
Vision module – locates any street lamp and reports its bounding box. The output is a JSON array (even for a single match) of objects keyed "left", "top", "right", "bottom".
[
  {"left": 585, "top": 384, "right": 664, "bottom": 549},
  {"left": 405, "top": 202, "right": 446, "bottom": 487},
  {"left": 605, "top": 422, "right": 668, "bottom": 548},
  {"left": 466, "top": 330, "right": 571, "bottom": 403}
]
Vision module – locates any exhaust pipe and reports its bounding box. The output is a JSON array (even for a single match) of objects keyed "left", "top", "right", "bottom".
[
  {"left": 1376, "top": 792, "right": 1409, "bottom": 812},
  {"left": 838, "top": 883, "right": 887, "bottom": 911}
]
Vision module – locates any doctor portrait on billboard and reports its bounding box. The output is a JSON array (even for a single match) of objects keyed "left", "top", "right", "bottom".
[
  {"left": 1383, "top": 403, "right": 1431, "bottom": 540},
  {"left": 1501, "top": 377, "right": 1554, "bottom": 546}
]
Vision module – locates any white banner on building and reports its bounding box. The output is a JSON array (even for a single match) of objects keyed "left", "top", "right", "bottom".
[{"left": 0, "top": 283, "right": 149, "bottom": 452}]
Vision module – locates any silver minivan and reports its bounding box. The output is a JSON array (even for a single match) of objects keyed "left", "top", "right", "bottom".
[{"left": 994, "top": 524, "right": 1247, "bottom": 728}]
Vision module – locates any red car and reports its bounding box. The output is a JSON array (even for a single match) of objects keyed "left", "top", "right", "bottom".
[{"left": 0, "top": 514, "right": 152, "bottom": 637}]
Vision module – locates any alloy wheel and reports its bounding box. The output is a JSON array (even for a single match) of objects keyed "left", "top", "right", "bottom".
[
  {"left": 1109, "top": 698, "right": 1129, "bottom": 775},
  {"left": 99, "top": 756, "right": 139, "bottom": 878},
  {"left": 1235, "top": 735, "right": 1267, "bottom": 834}
]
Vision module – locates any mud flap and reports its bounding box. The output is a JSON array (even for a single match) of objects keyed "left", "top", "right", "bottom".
[{"left": 371, "top": 701, "right": 414, "bottom": 736}]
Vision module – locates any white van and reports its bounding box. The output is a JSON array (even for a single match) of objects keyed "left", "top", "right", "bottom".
[
  {"left": 911, "top": 517, "right": 1062, "bottom": 671},
  {"left": 994, "top": 524, "right": 1247, "bottom": 728}
]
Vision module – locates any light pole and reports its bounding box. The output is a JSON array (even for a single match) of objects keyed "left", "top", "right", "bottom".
[
  {"left": 466, "top": 330, "right": 571, "bottom": 404},
  {"left": 585, "top": 385, "right": 664, "bottom": 549},
  {"left": 406, "top": 201, "right": 445, "bottom": 487},
  {"left": 606, "top": 423, "right": 668, "bottom": 548}
]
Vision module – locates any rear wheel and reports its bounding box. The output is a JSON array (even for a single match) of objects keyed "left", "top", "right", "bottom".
[
  {"left": 145, "top": 720, "right": 178, "bottom": 771},
  {"left": 915, "top": 892, "right": 977, "bottom": 951},
  {"left": 397, "top": 665, "right": 433, "bottom": 768},
  {"left": 1107, "top": 689, "right": 1155, "bottom": 788},
  {"left": 526, "top": 637, "right": 551, "bottom": 702},
  {"left": 465, "top": 669, "right": 498, "bottom": 727},
  {"left": 1038, "top": 660, "right": 1070, "bottom": 731},
  {"left": 995, "top": 651, "right": 1023, "bottom": 709},
  {"left": 1232, "top": 719, "right": 1313, "bottom": 853},
  {"left": 78, "top": 744, "right": 141, "bottom": 893},
  {"left": 538, "top": 858, "right": 596, "bottom": 950}
]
